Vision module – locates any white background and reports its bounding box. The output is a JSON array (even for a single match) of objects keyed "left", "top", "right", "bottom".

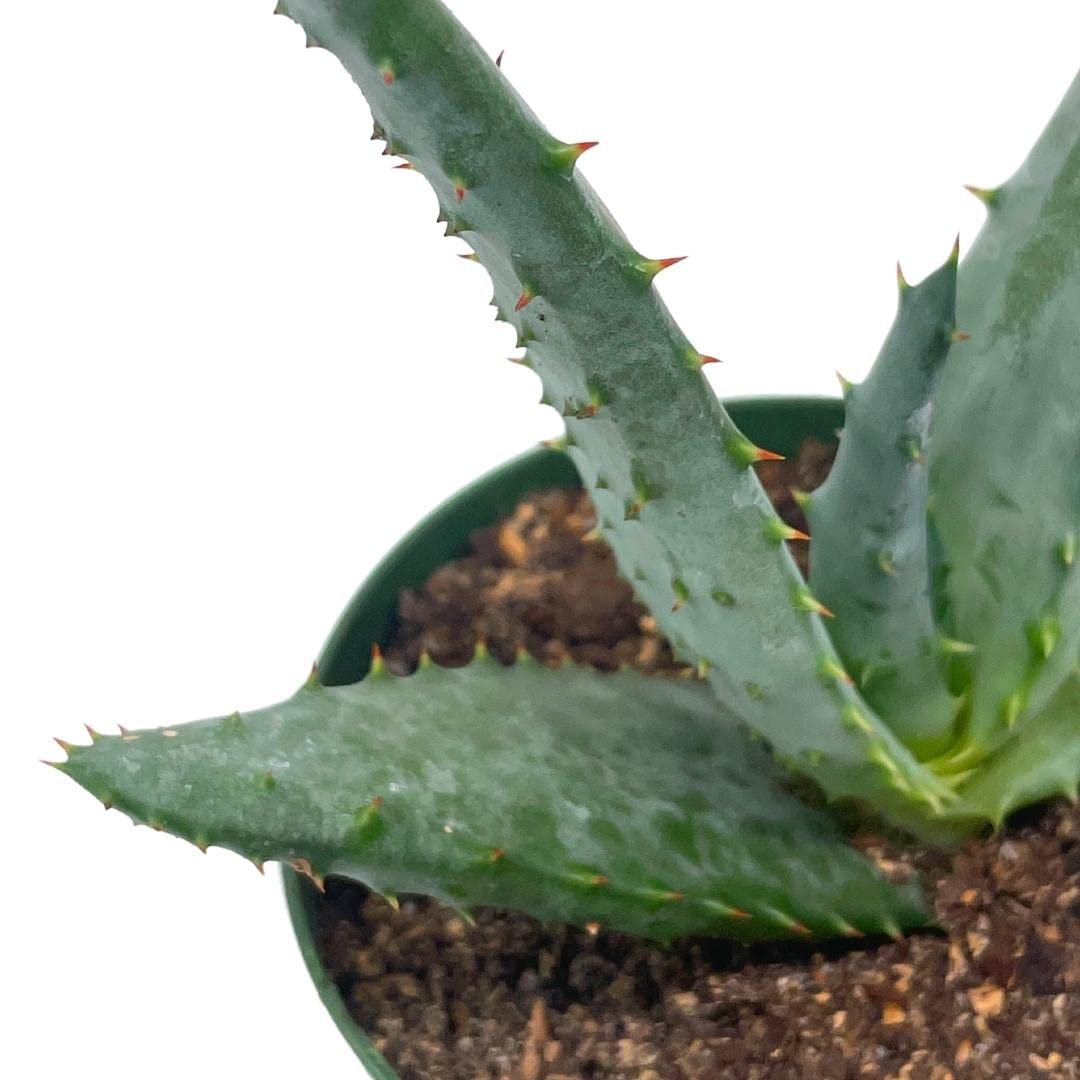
[{"left": 4, "top": 2, "right": 1077, "bottom": 1075}]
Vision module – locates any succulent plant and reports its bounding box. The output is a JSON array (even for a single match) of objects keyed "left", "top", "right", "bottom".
[{"left": 53, "top": 0, "right": 1080, "bottom": 946}]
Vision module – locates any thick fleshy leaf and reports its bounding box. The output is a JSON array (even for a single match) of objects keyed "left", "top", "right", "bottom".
[
  {"left": 928, "top": 72, "right": 1080, "bottom": 772},
  {"left": 954, "top": 675, "right": 1080, "bottom": 828},
  {"left": 57, "top": 657, "right": 926, "bottom": 943},
  {"left": 808, "top": 252, "right": 961, "bottom": 758},
  {"left": 274, "top": 0, "right": 954, "bottom": 832}
]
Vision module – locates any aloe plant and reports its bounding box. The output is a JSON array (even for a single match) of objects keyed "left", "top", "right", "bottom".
[{"left": 53, "top": 0, "right": 1080, "bottom": 945}]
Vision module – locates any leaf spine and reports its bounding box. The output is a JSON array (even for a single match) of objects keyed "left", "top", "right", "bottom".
[
  {"left": 671, "top": 578, "right": 689, "bottom": 611},
  {"left": 682, "top": 346, "right": 720, "bottom": 370},
  {"left": 963, "top": 184, "right": 998, "bottom": 206},
  {"left": 1001, "top": 691, "right": 1023, "bottom": 730},
  {"left": 369, "top": 644, "right": 386, "bottom": 677},
  {"left": 1059, "top": 531, "right": 1076, "bottom": 568},
  {"left": 841, "top": 704, "right": 873, "bottom": 734},
  {"left": 882, "top": 918, "right": 905, "bottom": 942},
  {"left": 764, "top": 518, "right": 810, "bottom": 544},
  {"left": 1029, "top": 615, "right": 1061, "bottom": 661},
  {"left": 833, "top": 918, "right": 865, "bottom": 939},
  {"left": 547, "top": 140, "right": 599, "bottom": 177},
  {"left": 762, "top": 906, "right": 812, "bottom": 936},
  {"left": 794, "top": 586, "right": 835, "bottom": 618},
  {"left": 701, "top": 898, "right": 752, "bottom": 921},
  {"left": 818, "top": 656, "right": 854, "bottom": 686},
  {"left": 637, "top": 255, "right": 686, "bottom": 281},
  {"left": 939, "top": 636, "right": 976, "bottom": 656},
  {"left": 725, "top": 430, "right": 784, "bottom": 468}
]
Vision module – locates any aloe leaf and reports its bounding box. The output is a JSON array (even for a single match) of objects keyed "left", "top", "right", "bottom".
[
  {"left": 928, "top": 72, "right": 1080, "bottom": 771},
  {"left": 271, "top": 0, "right": 955, "bottom": 830},
  {"left": 953, "top": 674, "right": 1080, "bottom": 828},
  {"left": 54, "top": 657, "right": 926, "bottom": 943},
  {"left": 807, "top": 252, "right": 962, "bottom": 758}
]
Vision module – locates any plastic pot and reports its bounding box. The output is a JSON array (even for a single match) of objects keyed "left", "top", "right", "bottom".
[{"left": 283, "top": 396, "right": 844, "bottom": 1078}]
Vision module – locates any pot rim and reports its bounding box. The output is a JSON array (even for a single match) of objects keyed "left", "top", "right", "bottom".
[{"left": 282, "top": 395, "right": 844, "bottom": 1075}]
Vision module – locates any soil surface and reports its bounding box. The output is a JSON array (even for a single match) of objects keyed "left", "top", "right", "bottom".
[{"left": 314, "top": 440, "right": 1080, "bottom": 1079}]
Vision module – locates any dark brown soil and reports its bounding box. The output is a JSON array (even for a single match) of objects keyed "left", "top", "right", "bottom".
[{"left": 313, "top": 440, "right": 1080, "bottom": 1079}]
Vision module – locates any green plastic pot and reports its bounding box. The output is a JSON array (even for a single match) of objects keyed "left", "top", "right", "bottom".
[{"left": 283, "top": 396, "right": 845, "bottom": 1078}]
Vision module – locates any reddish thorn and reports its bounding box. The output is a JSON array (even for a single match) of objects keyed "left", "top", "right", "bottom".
[
  {"left": 817, "top": 602, "right": 837, "bottom": 619},
  {"left": 369, "top": 643, "right": 386, "bottom": 675},
  {"left": 754, "top": 447, "right": 786, "bottom": 462},
  {"left": 572, "top": 140, "right": 599, "bottom": 157},
  {"left": 458, "top": 252, "right": 480, "bottom": 262},
  {"left": 787, "top": 528, "right": 811, "bottom": 542},
  {"left": 393, "top": 162, "right": 415, "bottom": 170},
  {"left": 489, "top": 847, "right": 507, "bottom": 862},
  {"left": 514, "top": 288, "right": 535, "bottom": 312},
  {"left": 454, "top": 184, "right": 466, "bottom": 203},
  {"left": 381, "top": 68, "right": 395, "bottom": 86},
  {"left": 698, "top": 354, "right": 721, "bottom": 367},
  {"left": 53, "top": 737, "right": 73, "bottom": 753},
  {"left": 495, "top": 49, "right": 505, "bottom": 68},
  {"left": 655, "top": 256, "right": 687, "bottom": 272}
]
